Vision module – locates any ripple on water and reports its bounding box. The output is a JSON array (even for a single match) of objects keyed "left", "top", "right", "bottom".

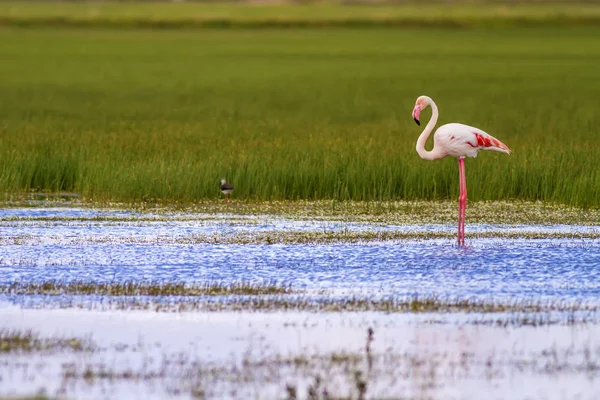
[
  {"left": 1, "top": 208, "right": 600, "bottom": 304},
  {"left": 1, "top": 208, "right": 600, "bottom": 400}
]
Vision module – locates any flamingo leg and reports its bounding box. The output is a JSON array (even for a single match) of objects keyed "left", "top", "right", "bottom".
[
  {"left": 457, "top": 159, "right": 461, "bottom": 246},
  {"left": 462, "top": 160, "right": 467, "bottom": 246},
  {"left": 458, "top": 157, "right": 467, "bottom": 247}
]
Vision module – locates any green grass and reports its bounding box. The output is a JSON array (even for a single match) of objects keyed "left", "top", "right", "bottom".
[
  {"left": 1, "top": 1, "right": 599, "bottom": 28},
  {"left": 0, "top": 8, "right": 599, "bottom": 206}
]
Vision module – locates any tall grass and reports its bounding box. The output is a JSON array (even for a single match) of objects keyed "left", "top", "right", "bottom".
[
  {"left": 0, "top": 26, "right": 599, "bottom": 206},
  {"left": 1, "top": 1, "right": 600, "bottom": 28}
]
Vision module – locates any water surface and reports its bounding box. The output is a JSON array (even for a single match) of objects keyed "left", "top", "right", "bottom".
[
  {"left": 1, "top": 207, "right": 599, "bottom": 303},
  {"left": 1, "top": 206, "right": 600, "bottom": 400}
]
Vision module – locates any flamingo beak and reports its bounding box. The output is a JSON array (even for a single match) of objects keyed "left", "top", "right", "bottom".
[{"left": 412, "top": 105, "right": 421, "bottom": 126}]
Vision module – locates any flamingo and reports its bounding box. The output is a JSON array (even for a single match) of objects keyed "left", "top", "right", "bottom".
[{"left": 412, "top": 95, "right": 511, "bottom": 247}]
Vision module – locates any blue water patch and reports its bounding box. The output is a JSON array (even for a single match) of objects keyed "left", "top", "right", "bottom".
[
  {"left": 1, "top": 207, "right": 600, "bottom": 304},
  {"left": 1, "top": 241, "right": 600, "bottom": 302}
]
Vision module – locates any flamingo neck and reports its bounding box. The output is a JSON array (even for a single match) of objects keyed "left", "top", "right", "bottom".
[{"left": 415, "top": 100, "right": 444, "bottom": 161}]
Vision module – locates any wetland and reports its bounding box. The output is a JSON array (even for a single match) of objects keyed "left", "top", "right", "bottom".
[
  {"left": 1, "top": 2, "right": 600, "bottom": 398},
  {"left": 1, "top": 199, "right": 599, "bottom": 399}
]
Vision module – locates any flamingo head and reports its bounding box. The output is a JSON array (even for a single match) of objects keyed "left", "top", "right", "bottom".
[{"left": 412, "top": 96, "right": 432, "bottom": 126}]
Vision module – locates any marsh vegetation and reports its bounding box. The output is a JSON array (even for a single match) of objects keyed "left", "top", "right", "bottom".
[{"left": 1, "top": 2, "right": 599, "bottom": 207}]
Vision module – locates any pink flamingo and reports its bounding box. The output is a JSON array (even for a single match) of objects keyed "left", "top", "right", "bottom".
[{"left": 412, "top": 95, "right": 511, "bottom": 247}]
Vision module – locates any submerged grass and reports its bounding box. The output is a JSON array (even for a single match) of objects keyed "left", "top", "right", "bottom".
[
  {"left": 2, "top": 200, "right": 599, "bottom": 244},
  {"left": 0, "top": 329, "right": 93, "bottom": 353},
  {"left": 114, "top": 296, "right": 598, "bottom": 315},
  {"left": 3, "top": 324, "right": 598, "bottom": 399},
  {"left": 6, "top": 284, "right": 594, "bottom": 315},
  {"left": 1, "top": 7, "right": 600, "bottom": 207},
  {"left": 4, "top": 199, "right": 600, "bottom": 225},
  {"left": 3, "top": 199, "right": 600, "bottom": 226},
  {"left": 5, "top": 229, "right": 596, "bottom": 246},
  {"left": 167, "top": 229, "right": 600, "bottom": 244},
  {"left": 57, "top": 339, "right": 600, "bottom": 400},
  {"left": 0, "top": 281, "right": 291, "bottom": 296}
]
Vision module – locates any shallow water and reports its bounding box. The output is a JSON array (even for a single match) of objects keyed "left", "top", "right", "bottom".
[
  {"left": 1, "top": 206, "right": 600, "bottom": 400},
  {"left": 1, "top": 207, "right": 600, "bottom": 303},
  {"left": 2, "top": 307, "right": 600, "bottom": 400}
]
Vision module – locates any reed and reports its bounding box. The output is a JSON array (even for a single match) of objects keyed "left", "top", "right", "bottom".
[{"left": 0, "top": 19, "right": 599, "bottom": 206}]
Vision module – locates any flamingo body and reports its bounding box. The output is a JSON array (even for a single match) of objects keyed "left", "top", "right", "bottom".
[
  {"left": 412, "top": 95, "right": 511, "bottom": 247},
  {"left": 431, "top": 123, "right": 511, "bottom": 159}
]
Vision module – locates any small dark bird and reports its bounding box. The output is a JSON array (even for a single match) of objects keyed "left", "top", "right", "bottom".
[{"left": 220, "top": 178, "right": 234, "bottom": 201}]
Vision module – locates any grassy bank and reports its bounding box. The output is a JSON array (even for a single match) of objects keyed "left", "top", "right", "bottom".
[
  {"left": 1, "top": 1, "right": 599, "bottom": 28},
  {"left": 0, "top": 23, "right": 599, "bottom": 206}
]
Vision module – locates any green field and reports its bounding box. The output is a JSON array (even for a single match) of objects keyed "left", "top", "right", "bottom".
[
  {"left": 1, "top": 2, "right": 600, "bottom": 206},
  {"left": 1, "top": 1, "right": 600, "bottom": 28}
]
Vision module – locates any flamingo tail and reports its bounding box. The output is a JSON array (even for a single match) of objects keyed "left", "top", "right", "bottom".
[{"left": 474, "top": 133, "right": 511, "bottom": 154}]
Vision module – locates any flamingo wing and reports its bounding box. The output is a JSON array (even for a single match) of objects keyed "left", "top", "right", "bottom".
[{"left": 435, "top": 123, "right": 511, "bottom": 158}]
